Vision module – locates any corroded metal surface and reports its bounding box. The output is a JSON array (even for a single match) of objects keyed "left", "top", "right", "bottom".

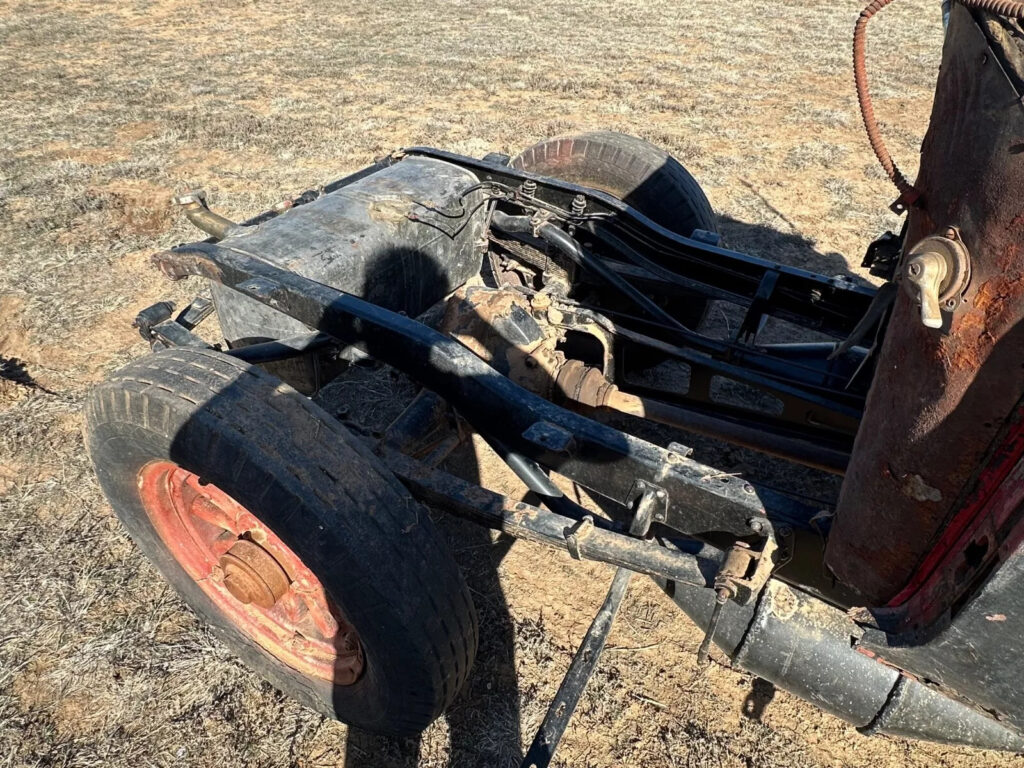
[
  {"left": 441, "top": 285, "right": 565, "bottom": 399},
  {"left": 376, "top": 446, "right": 720, "bottom": 588},
  {"left": 828, "top": 6, "right": 1024, "bottom": 604},
  {"left": 136, "top": 460, "right": 365, "bottom": 684},
  {"left": 220, "top": 540, "right": 291, "bottom": 610}
]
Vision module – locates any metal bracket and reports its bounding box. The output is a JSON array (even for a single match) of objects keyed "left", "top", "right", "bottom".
[
  {"left": 132, "top": 300, "right": 213, "bottom": 351},
  {"left": 696, "top": 533, "right": 779, "bottom": 665},
  {"left": 626, "top": 479, "right": 668, "bottom": 523},
  {"left": 149, "top": 319, "right": 211, "bottom": 350},
  {"left": 175, "top": 296, "right": 214, "bottom": 331},
  {"left": 861, "top": 230, "right": 903, "bottom": 280},
  {"left": 736, "top": 269, "right": 780, "bottom": 342},
  {"left": 563, "top": 515, "right": 595, "bottom": 560},
  {"left": 132, "top": 301, "right": 175, "bottom": 342},
  {"left": 382, "top": 390, "right": 462, "bottom": 468},
  {"left": 523, "top": 421, "right": 576, "bottom": 455}
]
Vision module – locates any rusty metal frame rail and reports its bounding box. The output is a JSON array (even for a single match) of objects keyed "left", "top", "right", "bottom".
[{"left": 153, "top": 243, "right": 799, "bottom": 540}]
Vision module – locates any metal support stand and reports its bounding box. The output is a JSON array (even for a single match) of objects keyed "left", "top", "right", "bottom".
[{"left": 519, "top": 490, "right": 662, "bottom": 768}]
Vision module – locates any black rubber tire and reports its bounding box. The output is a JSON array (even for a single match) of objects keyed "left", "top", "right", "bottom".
[
  {"left": 84, "top": 348, "right": 477, "bottom": 736},
  {"left": 511, "top": 131, "right": 717, "bottom": 238}
]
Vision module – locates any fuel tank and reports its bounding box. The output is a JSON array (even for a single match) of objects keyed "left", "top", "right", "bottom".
[{"left": 208, "top": 156, "right": 487, "bottom": 349}]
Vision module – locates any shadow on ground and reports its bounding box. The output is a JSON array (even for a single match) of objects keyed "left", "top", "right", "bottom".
[{"left": 0, "top": 355, "right": 54, "bottom": 394}]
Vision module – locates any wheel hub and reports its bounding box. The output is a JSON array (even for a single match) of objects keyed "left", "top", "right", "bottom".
[
  {"left": 136, "top": 460, "right": 365, "bottom": 684},
  {"left": 219, "top": 539, "right": 290, "bottom": 609}
]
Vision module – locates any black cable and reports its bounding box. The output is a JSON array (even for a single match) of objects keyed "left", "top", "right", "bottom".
[{"left": 448, "top": 180, "right": 617, "bottom": 223}]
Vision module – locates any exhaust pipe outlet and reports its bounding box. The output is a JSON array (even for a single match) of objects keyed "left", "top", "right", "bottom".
[
  {"left": 171, "top": 189, "right": 243, "bottom": 241},
  {"left": 669, "top": 578, "right": 1024, "bottom": 752}
]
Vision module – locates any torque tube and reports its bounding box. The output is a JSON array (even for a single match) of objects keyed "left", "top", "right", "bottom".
[{"left": 669, "top": 577, "right": 1024, "bottom": 751}]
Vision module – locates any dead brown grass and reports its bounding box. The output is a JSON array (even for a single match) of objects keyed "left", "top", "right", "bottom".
[{"left": 1, "top": 0, "right": 1012, "bottom": 766}]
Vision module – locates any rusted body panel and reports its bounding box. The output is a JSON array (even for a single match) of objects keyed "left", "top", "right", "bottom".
[{"left": 827, "top": 7, "right": 1024, "bottom": 605}]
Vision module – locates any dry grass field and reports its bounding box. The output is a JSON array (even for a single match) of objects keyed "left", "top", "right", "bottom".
[{"left": 1, "top": 1, "right": 1015, "bottom": 766}]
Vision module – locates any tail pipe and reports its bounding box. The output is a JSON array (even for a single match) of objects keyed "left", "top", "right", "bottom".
[
  {"left": 669, "top": 578, "right": 1024, "bottom": 752},
  {"left": 171, "top": 189, "right": 242, "bottom": 240}
]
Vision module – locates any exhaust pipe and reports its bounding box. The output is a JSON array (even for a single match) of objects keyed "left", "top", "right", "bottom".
[
  {"left": 171, "top": 189, "right": 243, "bottom": 241},
  {"left": 668, "top": 578, "right": 1024, "bottom": 752}
]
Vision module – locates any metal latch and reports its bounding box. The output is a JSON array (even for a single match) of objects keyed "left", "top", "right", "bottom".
[
  {"left": 697, "top": 533, "right": 779, "bottom": 666},
  {"left": 902, "top": 227, "right": 971, "bottom": 329}
]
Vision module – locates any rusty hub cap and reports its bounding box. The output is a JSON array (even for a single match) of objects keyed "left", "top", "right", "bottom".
[
  {"left": 220, "top": 540, "right": 290, "bottom": 609},
  {"left": 136, "top": 460, "right": 364, "bottom": 684}
]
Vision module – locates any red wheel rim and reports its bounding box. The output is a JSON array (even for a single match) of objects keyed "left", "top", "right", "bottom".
[{"left": 136, "top": 460, "right": 364, "bottom": 684}]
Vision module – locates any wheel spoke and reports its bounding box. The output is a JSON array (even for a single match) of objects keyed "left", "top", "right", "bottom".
[
  {"left": 188, "top": 495, "right": 239, "bottom": 532},
  {"left": 208, "top": 530, "right": 238, "bottom": 558},
  {"left": 274, "top": 589, "right": 304, "bottom": 625},
  {"left": 301, "top": 586, "right": 339, "bottom": 640}
]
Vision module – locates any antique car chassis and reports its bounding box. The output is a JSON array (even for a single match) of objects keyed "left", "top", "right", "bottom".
[
  {"left": 153, "top": 148, "right": 875, "bottom": 543},
  {"left": 127, "top": 129, "right": 1020, "bottom": 755},
  {"left": 136, "top": 149, "right": 883, "bottom": 760},
  {"left": 94, "top": 1, "right": 1024, "bottom": 758}
]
